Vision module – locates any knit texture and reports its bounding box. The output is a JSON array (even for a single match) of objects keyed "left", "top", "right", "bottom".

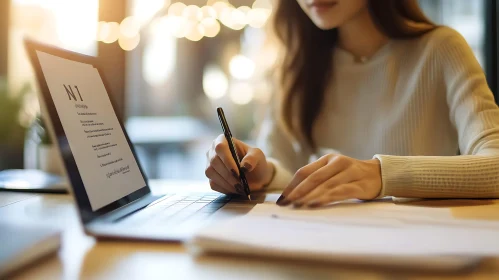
[{"left": 257, "top": 27, "right": 499, "bottom": 198}]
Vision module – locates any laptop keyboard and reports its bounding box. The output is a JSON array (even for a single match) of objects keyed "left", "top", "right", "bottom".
[{"left": 117, "top": 193, "right": 231, "bottom": 227}]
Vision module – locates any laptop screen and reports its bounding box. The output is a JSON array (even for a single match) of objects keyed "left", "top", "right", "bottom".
[{"left": 36, "top": 50, "right": 146, "bottom": 211}]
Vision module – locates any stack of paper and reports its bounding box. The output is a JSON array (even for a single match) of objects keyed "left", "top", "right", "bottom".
[
  {"left": 0, "top": 222, "right": 60, "bottom": 277},
  {"left": 189, "top": 201, "right": 499, "bottom": 270}
]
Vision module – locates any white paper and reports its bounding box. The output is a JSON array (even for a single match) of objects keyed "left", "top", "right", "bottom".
[
  {"left": 191, "top": 200, "right": 499, "bottom": 263},
  {"left": 248, "top": 202, "right": 499, "bottom": 229},
  {"left": 193, "top": 215, "right": 499, "bottom": 256},
  {"left": 37, "top": 51, "right": 146, "bottom": 210}
]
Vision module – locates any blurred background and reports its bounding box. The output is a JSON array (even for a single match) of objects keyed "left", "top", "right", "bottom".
[{"left": 1, "top": 0, "right": 498, "bottom": 181}]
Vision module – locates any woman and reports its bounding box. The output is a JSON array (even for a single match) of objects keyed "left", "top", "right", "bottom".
[{"left": 205, "top": 0, "right": 499, "bottom": 208}]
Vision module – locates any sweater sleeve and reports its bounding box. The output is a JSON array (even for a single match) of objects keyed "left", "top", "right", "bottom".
[
  {"left": 374, "top": 28, "right": 499, "bottom": 198},
  {"left": 256, "top": 104, "right": 310, "bottom": 190}
]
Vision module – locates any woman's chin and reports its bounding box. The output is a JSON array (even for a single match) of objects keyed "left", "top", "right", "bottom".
[{"left": 310, "top": 18, "right": 340, "bottom": 30}]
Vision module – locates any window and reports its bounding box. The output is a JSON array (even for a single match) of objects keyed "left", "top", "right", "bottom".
[
  {"left": 124, "top": 1, "right": 273, "bottom": 180},
  {"left": 420, "top": 0, "right": 485, "bottom": 65}
]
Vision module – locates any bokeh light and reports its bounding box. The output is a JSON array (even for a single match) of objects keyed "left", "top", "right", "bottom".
[
  {"left": 120, "top": 16, "right": 140, "bottom": 38},
  {"left": 229, "top": 8, "right": 246, "bottom": 30},
  {"left": 168, "top": 2, "right": 186, "bottom": 17},
  {"left": 247, "top": 8, "right": 271, "bottom": 28},
  {"left": 118, "top": 33, "right": 140, "bottom": 51},
  {"left": 203, "top": 65, "right": 229, "bottom": 99},
  {"left": 133, "top": 0, "right": 170, "bottom": 24},
  {"left": 185, "top": 23, "right": 205, "bottom": 41},
  {"left": 143, "top": 36, "right": 177, "bottom": 86},
  {"left": 229, "top": 82, "right": 254, "bottom": 105},
  {"left": 237, "top": 6, "right": 252, "bottom": 18},
  {"left": 93, "top": 1, "right": 275, "bottom": 49},
  {"left": 201, "top": 6, "right": 217, "bottom": 19},
  {"left": 252, "top": 0, "right": 272, "bottom": 10},
  {"left": 182, "top": 5, "right": 203, "bottom": 22},
  {"left": 156, "top": 15, "right": 184, "bottom": 37},
  {"left": 229, "top": 55, "right": 255, "bottom": 80},
  {"left": 166, "top": 16, "right": 190, "bottom": 38},
  {"left": 97, "top": 21, "right": 110, "bottom": 41},
  {"left": 201, "top": 18, "right": 221, "bottom": 38},
  {"left": 213, "top": 1, "right": 232, "bottom": 19},
  {"left": 207, "top": 0, "right": 228, "bottom": 5},
  {"left": 102, "top": 22, "right": 120, "bottom": 43},
  {"left": 55, "top": 0, "right": 98, "bottom": 51}
]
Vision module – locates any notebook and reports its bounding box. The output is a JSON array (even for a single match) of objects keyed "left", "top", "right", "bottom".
[{"left": 0, "top": 223, "right": 61, "bottom": 277}]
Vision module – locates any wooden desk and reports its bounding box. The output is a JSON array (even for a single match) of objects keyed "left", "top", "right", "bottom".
[{"left": 2, "top": 180, "right": 499, "bottom": 280}]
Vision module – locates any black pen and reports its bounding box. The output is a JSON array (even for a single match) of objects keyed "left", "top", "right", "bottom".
[{"left": 216, "top": 107, "right": 251, "bottom": 201}]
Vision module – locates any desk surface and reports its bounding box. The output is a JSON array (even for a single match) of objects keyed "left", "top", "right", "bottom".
[{"left": 1, "top": 180, "right": 499, "bottom": 280}]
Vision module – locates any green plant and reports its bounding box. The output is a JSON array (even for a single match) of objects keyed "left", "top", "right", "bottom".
[
  {"left": 0, "top": 78, "right": 29, "bottom": 144},
  {"left": 0, "top": 77, "right": 31, "bottom": 169},
  {"left": 35, "top": 116, "right": 52, "bottom": 145}
]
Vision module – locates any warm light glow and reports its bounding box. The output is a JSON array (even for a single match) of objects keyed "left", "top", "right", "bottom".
[
  {"left": 176, "top": 19, "right": 196, "bottom": 38},
  {"left": 159, "top": 15, "right": 189, "bottom": 38},
  {"left": 237, "top": 6, "right": 251, "bottom": 16},
  {"left": 213, "top": 1, "right": 231, "bottom": 18},
  {"left": 102, "top": 22, "right": 120, "bottom": 43},
  {"left": 206, "top": 0, "right": 228, "bottom": 6},
  {"left": 168, "top": 2, "right": 186, "bottom": 17},
  {"left": 229, "top": 8, "right": 246, "bottom": 30},
  {"left": 247, "top": 8, "right": 271, "bottom": 28},
  {"left": 218, "top": 6, "right": 234, "bottom": 28},
  {"left": 185, "top": 23, "right": 205, "bottom": 41},
  {"left": 133, "top": 0, "right": 171, "bottom": 24},
  {"left": 97, "top": 21, "right": 110, "bottom": 41},
  {"left": 148, "top": 17, "right": 162, "bottom": 36},
  {"left": 143, "top": 36, "right": 177, "bottom": 86},
  {"left": 118, "top": 33, "right": 140, "bottom": 51},
  {"left": 201, "top": 18, "right": 220, "bottom": 38},
  {"left": 229, "top": 55, "right": 255, "bottom": 80},
  {"left": 252, "top": 0, "right": 272, "bottom": 10},
  {"left": 54, "top": 0, "right": 99, "bottom": 52},
  {"left": 182, "top": 5, "right": 203, "bottom": 22},
  {"left": 229, "top": 82, "right": 254, "bottom": 105},
  {"left": 120, "top": 16, "right": 140, "bottom": 38},
  {"left": 201, "top": 5, "right": 217, "bottom": 19},
  {"left": 203, "top": 65, "right": 229, "bottom": 99}
]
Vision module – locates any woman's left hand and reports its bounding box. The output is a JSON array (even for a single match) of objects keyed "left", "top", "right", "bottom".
[{"left": 276, "top": 154, "right": 382, "bottom": 208}]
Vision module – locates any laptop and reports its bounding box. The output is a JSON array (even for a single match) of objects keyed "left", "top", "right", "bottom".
[{"left": 24, "top": 39, "right": 256, "bottom": 241}]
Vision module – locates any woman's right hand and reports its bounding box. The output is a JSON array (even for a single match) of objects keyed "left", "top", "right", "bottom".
[{"left": 205, "top": 134, "right": 274, "bottom": 195}]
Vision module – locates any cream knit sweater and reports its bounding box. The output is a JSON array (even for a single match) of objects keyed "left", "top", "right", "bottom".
[{"left": 257, "top": 27, "right": 499, "bottom": 198}]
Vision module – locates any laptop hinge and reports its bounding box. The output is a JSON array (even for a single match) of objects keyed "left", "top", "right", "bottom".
[{"left": 92, "top": 193, "right": 161, "bottom": 224}]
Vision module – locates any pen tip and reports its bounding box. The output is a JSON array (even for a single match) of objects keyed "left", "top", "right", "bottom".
[{"left": 247, "top": 195, "right": 251, "bottom": 201}]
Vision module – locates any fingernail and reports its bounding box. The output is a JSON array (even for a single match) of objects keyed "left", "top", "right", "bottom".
[
  {"left": 276, "top": 195, "right": 291, "bottom": 206},
  {"left": 242, "top": 163, "right": 252, "bottom": 172},
  {"left": 293, "top": 201, "right": 305, "bottom": 208},
  {"left": 276, "top": 195, "right": 285, "bottom": 205},
  {"left": 231, "top": 169, "right": 240, "bottom": 180},
  {"left": 279, "top": 200, "right": 291, "bottom": 207},
  {"left": 307, "top": 201, "right": 321, "bottom": 208}
]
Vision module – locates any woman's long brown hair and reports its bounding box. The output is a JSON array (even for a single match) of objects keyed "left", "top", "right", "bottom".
[{"left": 272, "top": 0, "right": 436, "bottom": 151}]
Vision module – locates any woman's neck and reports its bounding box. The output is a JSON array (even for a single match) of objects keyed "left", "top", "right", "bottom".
[{"left": 337, "top": 8, "right": 389, "bottom": 59}]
